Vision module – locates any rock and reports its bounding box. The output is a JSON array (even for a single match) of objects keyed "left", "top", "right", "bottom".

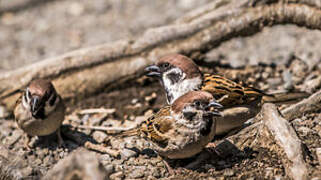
[
  {"left": 109, "top": 171, "right": 124, "bottom": 180},
  {"left": 0, "top": 105, "right": 9, "bottom": 119},
  {"left": 4, "top": 130, "right": 22, "bottom": 146},
  {"left": 297, "top": 126, "right": 313, "bottom": 136},
  {"left": 302, "top": 76, "right": 321, "bottom": 93},
  {"left": 267, "top": 78, "right": 282, "bottom": 88},
  {"left": 262, "top": 104, "right": 308, "bottom": 180},
  {"left": 120, "top": 148, "right": 138, "bottom": 160},
  {"left": 316, "top": 148, "right": 321, "bottom": 164},
  {"left": 127, "top": 166, "right": 146, "bottom": 179},
  {"left": 282, "top": 70, "right": 294, "bottom": 90},
  {"left": 93, "top": 131, "right": 108, "bottom": 143},
  {"left": 43, "top": 148, "right": 110, "bottom": 180},
  {"left": 105, "top": 164, "right": 115, "bottom": 175},
  {"left": 289, "top": 58, "right": 309, "bottom": 80},
  {"left": 223, "top": 169, "right": 234, "bottom": 177},
  {"left": 100, "top": 154, "right": 112, "bottom": 164}
]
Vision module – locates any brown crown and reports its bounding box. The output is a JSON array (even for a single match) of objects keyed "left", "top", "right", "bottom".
[
  {"left": 28, "top": 79, "right": 56, "bottom": 97},
  {"left": 172, "top": 91, "right": 213, "bottom": 113},
  {"left": 157, "top": 54, "right": 201, "bottom": 78}
]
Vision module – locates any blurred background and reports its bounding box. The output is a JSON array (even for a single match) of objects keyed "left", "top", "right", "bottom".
[{"left": 0, "top": 0, "right": 212, "bottom": 71}]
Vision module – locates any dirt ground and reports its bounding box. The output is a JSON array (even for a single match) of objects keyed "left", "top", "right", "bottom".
[{"left": 0, "top": 0, "right": 321, "bottom": 179}]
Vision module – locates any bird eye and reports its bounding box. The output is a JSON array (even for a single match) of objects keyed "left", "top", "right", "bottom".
[
  {"left": 194, "top": 101, "right": 201, "bottom": 107},
  {"left": 162, "top": 63, "right": 170, "bottom": 68}
]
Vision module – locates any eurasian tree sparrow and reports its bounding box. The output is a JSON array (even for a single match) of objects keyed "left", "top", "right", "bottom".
[
  {"left": 119, "top": 91, "right": 222, "bottom": 159},
  {"left": 14, "top": 79, "right": 65, "bottom": 148}
]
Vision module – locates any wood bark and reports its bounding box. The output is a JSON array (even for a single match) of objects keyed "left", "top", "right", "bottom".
[{"left": 2, "top": 1, "right": 321, "bottom": 111}]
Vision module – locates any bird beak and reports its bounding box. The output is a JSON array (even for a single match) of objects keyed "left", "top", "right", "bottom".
[
  {"left": 145, "top": 65, "right": 161, "bottom": 78},
  {"left": 207, "top": 100, "right": 223, "bottom": 109},
  {"left": 205, "top": 100, "right": 223, "bottom": 117},
  {"left": 31, "top": 96, "right": 41, "bottom": 115}
]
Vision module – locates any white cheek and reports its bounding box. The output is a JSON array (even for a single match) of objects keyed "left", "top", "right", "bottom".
[
  {"left": 175, "top": 106, "right": 203, "bottom": 129},
  {"left": 22, "top": 95, "right": 30, "bottom": 110},
  {"left": 163, "top": 71, "right": 202, "bottom": 104}
]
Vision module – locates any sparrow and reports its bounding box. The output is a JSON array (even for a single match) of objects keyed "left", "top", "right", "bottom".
[
  {"left": 119, "top": 91, "right": 222, "bottom": 159},
  {"left": 145, "top": 54, "right": 309, "bottom": 134},
  {"left": 14, "top": 79, "right": 65, "bottom": 148}
]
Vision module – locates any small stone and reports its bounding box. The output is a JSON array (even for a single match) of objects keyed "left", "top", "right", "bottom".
[
  {"left": 100, "top": 154, "right": 112, "bottom": 163},
  {"left": 223, "top": 169, "right": 234, "bottom": 176},
  {"left": 0, "top": 105, "right": 9, "bottom": 118},
  {"left": 292, "top": 118, "right": 303, "bottom": 124},
  {"left": 262, "top": 72, "right": 269, "bottom": 79},
  {"left": 43, "top": 155, "right": 53, "bottom": 166},
  {"left": 131, "top": 98, "right": 139, "bottom": 104},
  {"left": 127, "top": 166, "right": 146, "bottom": 179},
  {"left": 297, "top": 126, "right": 313, "bottom": 136},
  {"left": 4, "top": 130, "right": 22, "bottom": 146},
  {"left": 93, "top": 131, "right": 108, "bottom": 143},
  {"left": 109, "top": 171, "right": 124, "bottom": 179},
  {"left": 34, "top": 159, "right": 42, "bottom": 166},
  {"left": 105, "top": 164, "right": 114, "bottom": 175},
  {"left": 44, "top": 148, "right": 109, "bottom": 180},
  {"left": 282, "top": 70, "right": 294, "bottom": 90},
  {"left": 120, "top": 148, "right": 137, "bottom": 160},
  {"left": 315, "top": 148, "right": 321, "bottom": 163},
  {"left": 267, "top": 78, "right": 282, "bottom": 87}
]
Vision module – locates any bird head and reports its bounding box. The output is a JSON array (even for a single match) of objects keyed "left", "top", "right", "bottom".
[
  {"left": 145, "top": 54, "right": 203, "bottom": 104},
  {"left": 22, "top": 79, "right": 58, "bottom": 119}
]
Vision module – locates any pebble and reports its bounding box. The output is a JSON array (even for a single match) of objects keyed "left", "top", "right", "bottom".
[
  {"left": 223, "top": 169, "right": 234, "bottom": 177},
  {"left": 282, "top": 70, "right": 294, "bottom": 90},
  {"left": 105, "top": 164, "right": 115, "bottom": 175},
  {"left": 297, "top": 126, "right": 313, "bottom": 136},
  {"left": 127, "top": 166, "right": 146, "bottom": 179},
  {"left": 100, "top": 154, "right": 112, "bottom": 163},
  {"left": 0, "top": 105, "right": 9, "bottom": 118},
  {"left": 92, "top": 131, "right": 108, "bottom": 143},
  {"left": 120, "top": 148, "right": 138, "bottom": 160},
  {"left": 109, "top": 171, "right": 124, "bottom": 179}
]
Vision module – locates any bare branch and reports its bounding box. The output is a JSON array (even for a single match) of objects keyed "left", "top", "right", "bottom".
[
  {"left": 2, "top": 3, "right": 321, "bottom": 111},
  {"left": 261, "top": 104, "right": 308, "bottom": 180},
  {"left": 282, "top": 89, "right": 321, "bottom": 121}
]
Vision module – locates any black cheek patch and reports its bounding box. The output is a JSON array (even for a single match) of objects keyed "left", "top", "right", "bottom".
[
  {"left": 166, "top": 72, "right": 181, "bottom": 85},
  {"left": 200, "top": 117, "right": 213, "bottom": 136}
]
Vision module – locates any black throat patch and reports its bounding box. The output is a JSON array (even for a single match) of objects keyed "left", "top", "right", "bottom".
[{"left": 200, "top": 116, "right": 213, "bottom": 136}]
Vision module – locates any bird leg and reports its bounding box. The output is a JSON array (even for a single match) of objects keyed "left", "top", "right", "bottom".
[
  {"left": 24, "top": 134, "right": 32, "bottom": 150},
  {"left": 184, "top": 150, "right": 211, "bottom": 170},
  {"left": 162, "top": 159, "right": 175, "bottom": 175},
  {"left": 56, "top": 128, "right": 64, "bottom": 147}
]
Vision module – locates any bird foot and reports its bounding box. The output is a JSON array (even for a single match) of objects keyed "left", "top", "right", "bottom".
[{"left": 57, "top": 128, "right": 65, "bottom": 147}]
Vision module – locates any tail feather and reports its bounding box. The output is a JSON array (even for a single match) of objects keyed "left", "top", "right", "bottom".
[{"left": 262, "top": 91, "right": 310, "bottom": 104}]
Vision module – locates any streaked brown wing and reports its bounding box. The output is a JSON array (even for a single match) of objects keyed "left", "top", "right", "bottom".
[
  {"left": 140, "top": 106, "right": 173, "bottom": 146},
  {"left": 202, "top": 74, "right": 264, "bottom": 106}
]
